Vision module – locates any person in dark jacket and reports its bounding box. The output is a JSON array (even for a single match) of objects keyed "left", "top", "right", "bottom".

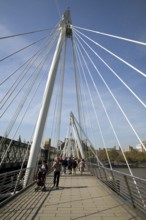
[
  {"left": 52, "top": 156, "right": 62, "bottom": 189},
  {"left": 35, "top": 160, "right": 48, "bottom": 191},
  {"left": 67, "top": 157, "right": 72, "bottom": 174},
  {"left": 71, "top": 158, "right": 77, "bottom": 175},
  {"left": 62, "top": 157, "right": 68, "bottom": 174}
]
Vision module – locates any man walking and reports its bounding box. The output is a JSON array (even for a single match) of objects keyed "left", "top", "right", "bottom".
[{"left": 52, "top": 156, "right": 62, "bottom": 189}]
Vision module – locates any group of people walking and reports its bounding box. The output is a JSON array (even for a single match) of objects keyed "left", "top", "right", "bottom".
[
  {"left": 61, "top": 157, "right": 85, "bottom": 175},
  {"left": 52, "top": 156, "right": 85, "bottom": 189},
  {"left": 35, "top": 156, "right": 85, "bottom": 191}
]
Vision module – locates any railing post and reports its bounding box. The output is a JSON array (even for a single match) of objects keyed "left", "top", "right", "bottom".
[
  {"left": 124, "top": 175, "right": 136, "bottom": 208},
  {"left": 103, "top": 167, "right": 108, "bottom": 182},
  {"left": 110, "top": 170, "right": 120, "bottom": 195}
]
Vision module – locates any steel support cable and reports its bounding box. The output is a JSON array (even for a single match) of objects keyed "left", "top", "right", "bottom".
[
  {"left": 73, "top": 41, "right": 88, "bottom": 137},
  {"left": 73, "top": 28, "right": 146, "bottom": 108},
  {"left": 52, "top": 69, "right": 63, "bottom": 148},
  {"left": 75, "top": 48, "right": 98, "bottom": 159},
  {"left": 55, "top": 39, "right": 67, "bottom": 148},
  {"left": 0, "top": 69, "right": 46, "bottom": 165},
  {"left": 0, "top": 27, "right": 59, "bottom": 120},
  {"left": 13, "top": 142, "right": 30, "bottom": 193},
  {"left": 0, "top": 67, "right": 36, "bottom": 118},
  {"left": 74, "top": 35, "right": 146, "bottom": 183},
  {"left": 0, "top": 29, "right": 59, "bottom": 106},
  {"left": 73, "top": 51, "right": 88, "bottom": 137},
  {"left": 0, "top": 26, "right": 59, "bottom": 86},
  {"left": 74, "top": 31, "right": 146, "bottom": 152},
  {"left": 72, "top": 40, "right": 97, "bottom": 159},
  {"left": 0, "top": 30, "right": 59, "bottom": 112},
  {"left": 50, "top": 90, "right": 59, "bottom": 146},
  {"left": 75, "top": 39, "right": 112, "bottom": 168},
  {"left": 72, "top": 37, "right": 84, "bottom": 130},
  {"left": 72, "top": 113, "right": 103, "bottom": 165},
  {"left": 73, "top": 25, "right": 146, "bottom": 46},
  {"left": 0, "top": 36, "right": 48, "bottom": 62},
  {"left": 71, "top": 50, "right": 98, "bottom": 160},
  {"left": 75, "top": 36, "right": 134, "bottom": 168},
  {"left": 73, "top": 131, "right": 81, "bottom": 159},
  {"left": 0, "top": 28, "right": 53, "bottom": 40},
  {"left": 69, "top": 123, "right": 78, "bottom": 158},
  {"left": 74, "top": 27, "right": 146, "bottom": 80},
  {"left": 60, "top": 124, "right": 69, "bottom": 157},
  {"left": 71, "top": 38, "right": 83, "bottom": 138},
  {"left": 74, "top": 38, "right": 101, "bottom": 148},
  {"left": 0, "top": 63, "right": 45, "bottom": 150},
  {"left": 45, "top": 37, "right": 65, "bottom": 148},
  {"left": 53, "top": 41, "right": 66, "bottom": 147},
  {"left": 0, "top": 43, "right": 46, "bottom": 107},
  {"left": 50, "top": 65, "right": 64, "bottom": 148},
  {"left": 49, "top": 39, "right": 66, "bottom": 148},
  {"left": 74, "top": 38, "right": 112, "bottom": 169},
  {"left": 61, "top": 123, "right": 71, "bottom": 158},
  {"left": 0, "top": 42, "right": 57, "bottom": 146},
  {"left": 73, "top": 40, "right": 94, "bottom": 145},
  {"left": 0, "top": 31, "right": 59, "bottom": 112},
  {"left": 73, "top": 38, "right": 86, "bottom": 133},
  {"left": 75, "top": 43, "right": 111, "bottom": 165},
  {"left": 74, "top": 32, "right": 133, "bottom": 168}
]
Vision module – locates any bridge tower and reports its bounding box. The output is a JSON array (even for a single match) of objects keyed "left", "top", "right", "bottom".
[{"left": 24, "top": 10, "right": 73, "bottom": 186}]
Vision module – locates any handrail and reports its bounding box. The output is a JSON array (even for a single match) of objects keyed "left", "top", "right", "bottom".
[
  {"left": 0, "top": 162, "right": 53, "bottom": 207},
  {"left": 87, "top": 162, "right": 146, "bottom": 215}
]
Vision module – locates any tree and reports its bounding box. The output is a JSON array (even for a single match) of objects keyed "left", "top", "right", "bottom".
[{"left": 108, "top": 149, "right": 119, "bottom": 161}]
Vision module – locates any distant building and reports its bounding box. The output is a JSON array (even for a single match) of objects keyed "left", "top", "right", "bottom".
[
  {"left": 136, "top": 141, "right": 146, "bottom": 152},
  {"left": 57, "top": 140, "right": 65, "bottom": 151},
  {"left": 43, "top": 139, "right": 57, "bottom": 161},
  {"left": 113, "top": 146, "right": 120, "bottom": 151},
  {"left": 124, "top": 145, "right": 134, "bottom": 152}
]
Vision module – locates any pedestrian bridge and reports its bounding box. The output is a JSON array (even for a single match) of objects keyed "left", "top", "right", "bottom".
[
  {"left": 0, "top": 164, "right": 145, "bottom": 220},
  {"left": 0, "top": 4, "right": 146, "bottom": 220}
]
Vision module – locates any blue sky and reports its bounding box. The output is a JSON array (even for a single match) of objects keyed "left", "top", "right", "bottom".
[{"left": 0, "top": 0, "right": 146, "bottom": 149}]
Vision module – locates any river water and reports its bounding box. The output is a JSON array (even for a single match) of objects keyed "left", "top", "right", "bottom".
[{"left": 114, "top": 168, "right": 146, "bottom": 180}]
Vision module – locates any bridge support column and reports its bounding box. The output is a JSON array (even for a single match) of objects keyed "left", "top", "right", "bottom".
[{"left": 23, "top": 24, "right": 65, "bottom": 187}]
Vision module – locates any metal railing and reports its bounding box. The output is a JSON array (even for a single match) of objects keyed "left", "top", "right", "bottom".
[
  {"left": 0, "top": 162, "right": 53, "bottom": 206},
  {"left": 87, "top": 162, "right": 146, "bottom": 215},
  {"left": 0, "top": 168, "right": 35, "bottom": 205}
]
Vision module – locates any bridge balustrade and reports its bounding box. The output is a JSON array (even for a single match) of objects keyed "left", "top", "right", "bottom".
[
  {"left": 87, "top": 162, "right": 146, "bottom": 216},
  {"left": 0, "top": 162, "right": 53, "bottom": 207},
  {"left": 0, "top": 168, "right": 34, "bottom": 205}
]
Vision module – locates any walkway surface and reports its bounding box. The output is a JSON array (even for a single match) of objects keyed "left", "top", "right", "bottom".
[{"left": 0, "top": 171, "right": 144, "bottom": 220}]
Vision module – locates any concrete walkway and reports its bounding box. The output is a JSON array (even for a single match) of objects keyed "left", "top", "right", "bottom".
[
  {"left": 0, "top": 171, "right": 144, "bottom": 220},
  {"left": 34, "top": 171, "right": 143, "bottom": 220}
]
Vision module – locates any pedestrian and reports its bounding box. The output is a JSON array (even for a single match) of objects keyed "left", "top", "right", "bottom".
[
  {"left": 35, "top": 159, "right": 48, "bottom": 191},
  {"left": 71, "top": 158, "right": 77, "bottom": 175},
  {"left": 62, "top": 157, "right": 68, "bottom": 175},
  {"left": 52, "top": 156, "right": 62, "bottom": 189},
  {"left": 78, "top": 159, "right": 85, "bottom": 175},
  {"left": 67, "top": 157, "right": 72, "bottom": 174}
]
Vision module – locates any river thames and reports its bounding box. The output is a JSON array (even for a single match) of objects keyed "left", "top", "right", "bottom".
[{"left": 115, "top": 168, "right": 146, "bottom": 179}]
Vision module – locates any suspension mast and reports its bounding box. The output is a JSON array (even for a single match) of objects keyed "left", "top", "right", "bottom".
[{"left": 24, "top": 10, "right": 72, "bottom": 186}]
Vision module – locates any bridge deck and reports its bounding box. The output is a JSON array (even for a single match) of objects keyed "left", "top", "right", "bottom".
[{"left": 0, "top": 171, "right": 144, "bottom": 220}]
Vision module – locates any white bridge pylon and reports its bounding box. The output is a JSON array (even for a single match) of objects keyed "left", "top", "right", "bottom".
[
  {"left": 61, "top": 112, "right": 85, "bottom": 159},
  {"left": 24, "top": 10, "right": 72, "bottom": 186}
]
